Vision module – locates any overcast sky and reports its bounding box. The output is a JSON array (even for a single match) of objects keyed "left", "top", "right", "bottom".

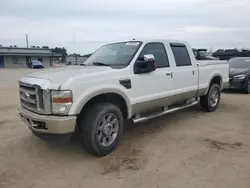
[{"left": 1, "top": 0, "right": 250, "bottom": 54}]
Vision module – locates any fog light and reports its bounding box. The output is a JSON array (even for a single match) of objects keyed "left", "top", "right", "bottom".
[{"left": 30, "top": 120, "right": 47, "bottom": 130}]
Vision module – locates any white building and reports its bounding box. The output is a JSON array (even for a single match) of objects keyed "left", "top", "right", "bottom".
[{"left": 0, "top": 46, "right": 62, "bottom": 68}]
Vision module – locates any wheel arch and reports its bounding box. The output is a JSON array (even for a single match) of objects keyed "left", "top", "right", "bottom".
[
  {"left": 244, "top": 76, "right": 250, "bottom": 87},
  {"left": 204, "top": 73, "right": 223, "bottom": 95},
  {"left": 70, "top": 88, "right": 132, "bottom": 119}
]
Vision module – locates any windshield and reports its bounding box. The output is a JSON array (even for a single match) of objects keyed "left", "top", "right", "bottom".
[
  {"left": 199, "top": 51, "right": 210, "bottom": 57},
  {"left": 229, "top": 59, "right": 250, "bottom": 69},
  {"left": 83, "top": 41, "right": 142, "bottom": 68}
]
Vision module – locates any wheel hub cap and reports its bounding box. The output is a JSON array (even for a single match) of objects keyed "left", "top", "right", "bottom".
[
  {"left": 103, "top": 123, "right": 112, "bottom": 135},
  {"left": 210, "top": 88, "right": 219, "bottom": 107},
  {"left": 97, "top": 113, "right": 119, "bottom": 147}
]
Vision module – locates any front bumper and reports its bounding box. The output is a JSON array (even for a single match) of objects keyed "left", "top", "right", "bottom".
[
  {"left": 19, "top": 107, "right": 76, "bottom": 134},
  {"left": 229, "top": 78, "right": 245, "bottom": 89}
]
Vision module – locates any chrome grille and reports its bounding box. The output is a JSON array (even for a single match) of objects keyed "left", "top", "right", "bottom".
[{"left": 19, "top": 82, "right": 45, "bottom": 113}]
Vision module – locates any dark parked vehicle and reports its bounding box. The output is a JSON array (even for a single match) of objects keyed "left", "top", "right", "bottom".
[
  {"left": 213, "top": 49, "right": 250, "bottom": 60},
  {"left": 229, "top": 57, "right": 250, "bottom": 93},
  {"left": 28, "top": 60, "right": 44, "bottom": 69},
  {"left": 193, "top": 49, "right": 218, "bottom": 60},
  {"left": 213, "top": 49, "right": 240, "bottom": 60}
]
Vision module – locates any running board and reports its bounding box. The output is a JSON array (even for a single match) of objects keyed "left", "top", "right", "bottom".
[{"left": 133, "top": 100, "right": 199, "bottom": 124}]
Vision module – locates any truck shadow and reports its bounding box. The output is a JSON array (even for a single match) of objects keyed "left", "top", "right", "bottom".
[
  {"left": 32, "top": 105, "right": 202, "bottom": 153},
  {"left": 19, "top": 105, "right": 203, "bottom": 166},
  {"left": 123, "top": 105, "right": 202, "bottom": 139},
  {"left": 16, "top": 104, "right": 207, "bottom": 175}
]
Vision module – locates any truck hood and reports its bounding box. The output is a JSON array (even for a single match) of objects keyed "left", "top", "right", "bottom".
[{"left": 27, "top": 66, "right": 113, "bottom": 85}]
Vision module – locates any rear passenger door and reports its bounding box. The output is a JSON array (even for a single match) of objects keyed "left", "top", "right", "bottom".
[
  {"left": 131, "top": 42, "right": 175, "bottom": 113},
  {"left": 170, "top": 43, "right": 198, "bottom": 101}
]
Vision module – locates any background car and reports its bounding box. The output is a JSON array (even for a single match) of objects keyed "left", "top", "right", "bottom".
[
  {"left": 193, "top": 49, "right": 218, "bottom": 60},
  {"left": 229, "top": 57, "right": 250, "bottom": 93},
  {"left": 213, "top": 49, "right": 250, "bottom": 60},
  {"left": 28, "top": 60, "right": 44, "bottom": 69}
]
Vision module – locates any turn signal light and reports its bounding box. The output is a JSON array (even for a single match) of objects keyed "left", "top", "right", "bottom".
[{"left": 52, "top": 97, "right": 72, "bottom": 103}]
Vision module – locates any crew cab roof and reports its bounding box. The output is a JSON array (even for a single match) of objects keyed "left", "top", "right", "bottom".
[{"left": 124, "top": 39, "right": 189, "bottom": 45}]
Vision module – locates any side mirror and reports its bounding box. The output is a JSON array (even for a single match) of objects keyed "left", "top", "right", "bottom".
[{"left": 134, "top": 54, "right": 156, "bottom": 74}]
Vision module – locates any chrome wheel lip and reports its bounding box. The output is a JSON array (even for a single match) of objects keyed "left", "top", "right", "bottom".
[
  {"left": 96, "top": 113, "right": 119, "bottom": 147},
  {"left": 210, "top": 88, "right": 219, "bottom": 107}
]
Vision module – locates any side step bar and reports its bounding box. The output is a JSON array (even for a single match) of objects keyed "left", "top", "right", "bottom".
[{"left": 133, "top": 100, "right": 199, "bottom": 124}]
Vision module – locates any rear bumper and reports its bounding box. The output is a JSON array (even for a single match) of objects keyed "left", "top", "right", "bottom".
[{"left": 19, "top": 107, "right": 76, "bottom": 134}]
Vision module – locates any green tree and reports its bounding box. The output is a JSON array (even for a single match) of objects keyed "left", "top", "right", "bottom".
[{"left": 51, "top": 47, "right": 67, "bottom": 63}]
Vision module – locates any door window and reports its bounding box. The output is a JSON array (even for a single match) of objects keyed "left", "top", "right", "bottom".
[
  {"left": 170, "top": 44, "right": 192, "bottom": 67},
  {"left": 139, "top": 43, "right": 169, "bottom": 68}
]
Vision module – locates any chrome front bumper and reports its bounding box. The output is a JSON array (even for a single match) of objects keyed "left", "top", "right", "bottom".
[{"left": 19, "top": 107, "right": 76, "bottom": 134}]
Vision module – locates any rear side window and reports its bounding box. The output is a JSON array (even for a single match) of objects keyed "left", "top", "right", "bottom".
[
  {"left": 139, "top": 43, "right": 169, "bottom": 68},
  {"left": 170, "top": 44, "right": 192, "bottom": 67}
]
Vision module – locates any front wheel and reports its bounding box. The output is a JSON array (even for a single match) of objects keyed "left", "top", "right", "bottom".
[
  {"left": 78, "top": 103, "right": 124, "bottom": 156},
  {"left": 200, "top": 83, "right": 221, "bottom": 112},
  {"left": 244, "top": 79, "right": 250, "bottom": 94}
]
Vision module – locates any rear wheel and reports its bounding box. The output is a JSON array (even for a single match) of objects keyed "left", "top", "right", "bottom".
[
  {"left": 244, "top": 79, "right": 250, "bottom": 94},
  {"left": 78, "top": 103, "right": 124, "bottom": 156},
  {"left": 200, "top": 83, "right": 221, "bottom": 112}
]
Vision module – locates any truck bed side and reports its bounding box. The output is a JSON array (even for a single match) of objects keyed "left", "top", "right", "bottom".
[{"left": 197, "top": 60, "right": 229, "bottom": 96}]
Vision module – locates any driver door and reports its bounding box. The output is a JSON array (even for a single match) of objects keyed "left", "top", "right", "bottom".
[{"left": 130, "top": 42, "right": 175, "bottom": 114}]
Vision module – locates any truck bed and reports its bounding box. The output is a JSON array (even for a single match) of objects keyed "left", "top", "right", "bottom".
[
  {"left": 197, "top": 60, "right": 228, "bottom": 66},
  {"left": 197, "top": 60, "right": 229, "bottom": 92}
]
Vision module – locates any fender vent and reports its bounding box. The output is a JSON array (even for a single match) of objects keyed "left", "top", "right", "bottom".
[{"left": 119, "top": 79, "right": 131, "bottom": 89}]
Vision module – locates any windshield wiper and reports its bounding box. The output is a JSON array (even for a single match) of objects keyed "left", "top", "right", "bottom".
[{"left": 92, "top": 62, "right": 110, "bottom": 67}]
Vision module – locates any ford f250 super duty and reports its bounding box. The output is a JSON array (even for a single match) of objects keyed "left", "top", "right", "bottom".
[{"left": 18, "top": 39, "right": 229, "bottom": 156}]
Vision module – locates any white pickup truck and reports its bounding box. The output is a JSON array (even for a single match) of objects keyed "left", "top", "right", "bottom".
[{"left": 18, "top": 39, "right": 229, "bottom": 156}]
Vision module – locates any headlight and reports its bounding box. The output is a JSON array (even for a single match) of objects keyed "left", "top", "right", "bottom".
[
  {"left": 51, "top": 90, "right": 72, "bottom": 115},
  {"left": 233, "top": 74, "right": 246, "bottom": 79}
]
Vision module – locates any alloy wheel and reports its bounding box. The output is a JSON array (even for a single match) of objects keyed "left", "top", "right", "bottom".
[
  {"left": 209, "top": 87, "right": 219, "bottom": 107},
  {"left": 96, "top": 113, "right": 119, "bottom": 147}
]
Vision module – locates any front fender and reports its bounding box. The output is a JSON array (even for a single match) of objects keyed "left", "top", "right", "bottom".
[{"left": 68, "top": 85, "right": 132, "bottom": 118}]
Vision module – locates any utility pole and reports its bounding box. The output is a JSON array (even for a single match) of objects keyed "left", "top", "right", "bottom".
[
  {"left": 25, "top": 34, "right": 29, "bottom": 48},
  {"left": 73, "top": 33, "right": 77, "bottom": 64}
]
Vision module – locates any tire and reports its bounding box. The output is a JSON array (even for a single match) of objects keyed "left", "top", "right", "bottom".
[
  {"left": 78, "top": 103, "right": 124, "bottom": 156},
  {"left": 200, "top": 83, "right": 221, "bottom": 112},
  {"left": 244, "top": 79, "right": 250, "bottom": 94}
]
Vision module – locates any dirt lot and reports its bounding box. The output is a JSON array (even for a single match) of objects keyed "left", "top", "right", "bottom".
[{"left": 0, "top": 69, "right": 250, "bottom": 188}]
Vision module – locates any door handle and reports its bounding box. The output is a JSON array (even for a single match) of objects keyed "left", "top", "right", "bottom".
[
  {"left": 192, "top": 70, "right": 195, "bottom": 75},
  {"left": 166, "top": 72, "right": 173, "bottom": 78}
]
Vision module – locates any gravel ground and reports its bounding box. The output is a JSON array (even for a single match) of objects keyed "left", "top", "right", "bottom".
[{"left": 0, "top": 69, "right": 250, "bottom": 188}]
